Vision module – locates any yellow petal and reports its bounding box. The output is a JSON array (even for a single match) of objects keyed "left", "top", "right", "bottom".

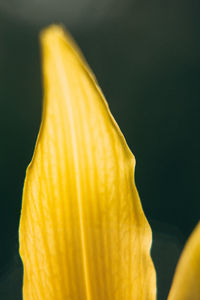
[
  {"left": 167, "top": 222, "right": 200, "bottom": 300},
  {"left": 19, "top": 25, "right": 156, "bottom": 300}
]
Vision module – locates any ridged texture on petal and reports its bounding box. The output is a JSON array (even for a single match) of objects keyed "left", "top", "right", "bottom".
[
  {"left": 167, "top": 222, "right": 200, "bottom": 300},
  {"left": 19, "top": 25, "right": 156, "bottom": 300}
]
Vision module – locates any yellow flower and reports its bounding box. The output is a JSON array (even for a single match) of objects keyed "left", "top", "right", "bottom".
[{"left": 19, "top": 25, "right": 200, "bottom": 300}]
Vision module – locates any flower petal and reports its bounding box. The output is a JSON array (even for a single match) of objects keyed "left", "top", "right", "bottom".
[
  {"left": 167, "top": 222, "right": 200, "bottom": 300},
  {"left": 19, "top": 25, "right": 156, "bottom": 300}
]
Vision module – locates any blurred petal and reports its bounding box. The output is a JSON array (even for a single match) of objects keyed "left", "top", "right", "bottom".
[
  {"left": 19, "top": 25, "right": 156, "bottom": 300},
  {"left": 167, "top": 222, "right": 200, "bottom": 300}
]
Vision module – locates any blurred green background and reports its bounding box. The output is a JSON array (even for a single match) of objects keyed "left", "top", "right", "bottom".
[{"left": 0, "top": 0, "right": 199, "bottom": 299}]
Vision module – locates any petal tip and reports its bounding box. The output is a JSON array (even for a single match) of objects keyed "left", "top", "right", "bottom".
[
  {"left": 39, "top": 24, "right": 77, "bottom": 54},
  {"left": 40, "top": 24, "right": 65, "bottom": 41}
]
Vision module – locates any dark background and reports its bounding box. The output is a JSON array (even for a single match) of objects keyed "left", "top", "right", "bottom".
[{"left": 0, "top": 0, "right": 199, "bottom": 299}]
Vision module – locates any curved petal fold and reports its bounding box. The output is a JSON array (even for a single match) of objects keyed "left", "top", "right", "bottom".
[
  {"left": 167, "top": 222, "right": 200, "bottom": 300},
  {"left": 19, "top": 25, "right": 156, "bottom": 300}
]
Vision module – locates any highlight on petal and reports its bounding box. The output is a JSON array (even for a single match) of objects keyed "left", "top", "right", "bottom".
[
  {"left": 167, "top": 222, "right": 200, "bottom": 300},
  {"left": 19, "top": 25, "right": 156, "bottom": 300}
]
